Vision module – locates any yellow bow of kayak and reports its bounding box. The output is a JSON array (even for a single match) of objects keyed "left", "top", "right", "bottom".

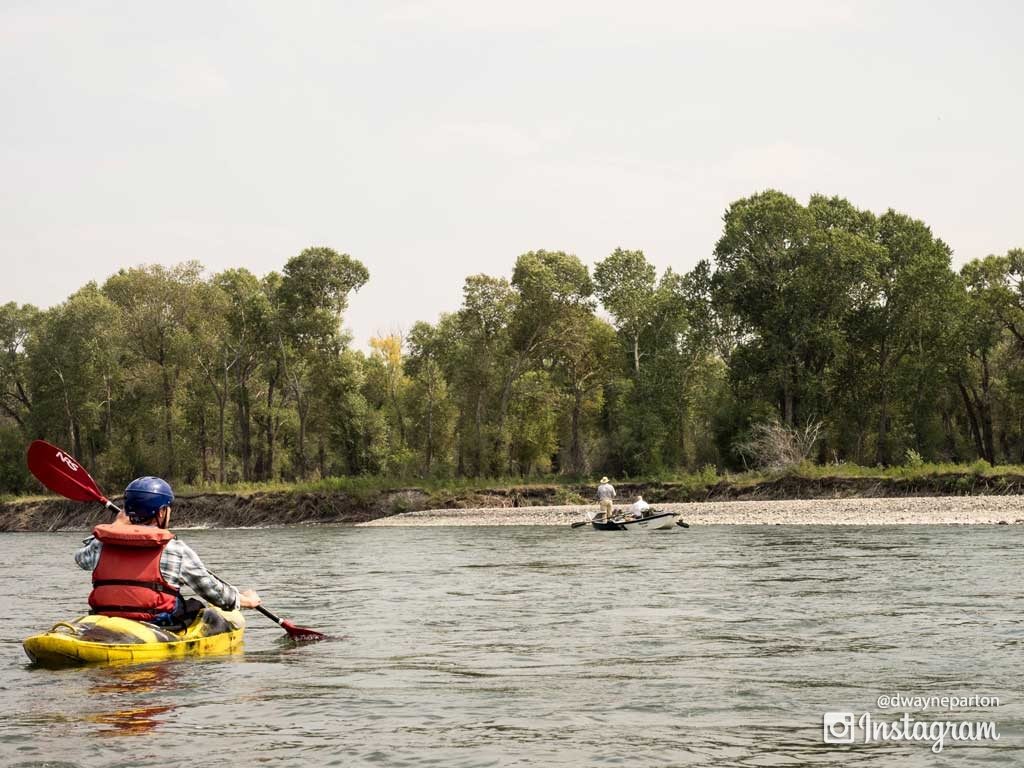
[{"left": 23, "top": 606, "right": 245, "bottom": 669}]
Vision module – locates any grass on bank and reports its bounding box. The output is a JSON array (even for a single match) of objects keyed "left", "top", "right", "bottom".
[
  {"left": 0, "top": 474, "right": 586, "bottom": 505},
  {"left": 176, "top": 458, "right": 1024, "bottom": 498},
  {"left": 175, "top": 473, "right": 581, "bottom": 498},
  {"left": 6, "top": 459, "right": 1024, "bottom": 505},
  {"left": 658, "top": 458, "right": 1024, "bottom": 487}
]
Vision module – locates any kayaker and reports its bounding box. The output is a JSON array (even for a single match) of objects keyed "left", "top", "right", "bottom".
[
  {"left": 74, "top": 476, "right": 261, "bottom": 627},
  {"left": 597, "top": 476, "right": 616, "bottom": 521}
]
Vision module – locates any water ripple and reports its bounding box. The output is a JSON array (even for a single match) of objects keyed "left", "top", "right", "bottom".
[{"left": 1, "top": 525, "right": 1021, "bottom": 766}]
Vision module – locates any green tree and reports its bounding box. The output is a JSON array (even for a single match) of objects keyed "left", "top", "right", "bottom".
[
  {"left": 840, "top": 207, "right": 957, "bottom": 464},
  {"left": 955, "top": 253, "right": 1024, "bottom": 464},
  {"left": 187, "top": 280, "right": 236, "bottom": 482},
  {"left": 453, "top": 275, "right": 516, "bottom": 476},
  {"left": 0, "top": 423, "right": 32, "bottom": 493},
  {"left": 103, "top": 263, "right": 206, "bottom": 478},
  {"left": 405, "top": 321, "right": 456, "bottom": 476},
  {"left": 368, "top": 334, "right": 408, "bottom": 451},
  {"left": 276, "top": 247, "right": 369, "bottom": 478},
  {"left": 507, "top": 369, "right": 559, "bottom": 475},
  {"left": 0, "top": 302, "right": 40, "bottom": 433},
  {"left": 713, "top": 192, "right": 868, "bottom": 430},
  {"left": 312, "top": 349, "right": 368, "bottom": 476},
  {"left": 214, "top": 268, "right": 271, "bottom": 482},
  {"left": 501, "top": 250, "right": 594, "bottom": 473},
  {"left": 594, "top": 248, "right": 657, "bottom": 373},
  {"left": 554, "top": 311, "right": 617, "bottom": 474},
  {"left": 252, "top": 272, "right": 289, "bottom": 480},
  {"left": 26, "top": 284, "right": 121, "bottom": 469}
]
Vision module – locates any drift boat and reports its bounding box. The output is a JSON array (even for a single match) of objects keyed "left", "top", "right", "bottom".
[
  {"left": 591, "top": 509, "right": 678, "bottom": 531},
  {"left": 23, "top": 606, "right": 245, "bottom": 669}
]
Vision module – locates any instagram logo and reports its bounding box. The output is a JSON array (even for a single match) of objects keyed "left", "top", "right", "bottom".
[{"left": 823, "top": 712, "right": 855, "bottom": 744}]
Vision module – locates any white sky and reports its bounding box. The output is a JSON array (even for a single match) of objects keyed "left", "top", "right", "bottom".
[{"left": 2, "top": 1, "right": 1022, "bottom": 347}]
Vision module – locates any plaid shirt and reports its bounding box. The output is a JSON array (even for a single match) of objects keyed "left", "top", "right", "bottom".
[{"left": 75, "top": 535, "right": 240, "bottom": 611}]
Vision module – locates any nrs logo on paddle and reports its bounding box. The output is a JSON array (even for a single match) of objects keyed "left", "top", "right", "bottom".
[
  {"left": 55, "top": 451, "right": 79, "bottom": 472},
  {"left": 822, "top": 711, "right": 1000, "bottom": 753}
]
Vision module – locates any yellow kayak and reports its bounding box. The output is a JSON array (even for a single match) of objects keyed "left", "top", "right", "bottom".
[{"left": 23, "top": 606, "right": 245, "bottom": 669}]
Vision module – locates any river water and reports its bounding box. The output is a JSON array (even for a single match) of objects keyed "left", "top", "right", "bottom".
[{"left": 1, "top": 525, "right": 1021, "bottom": 767}]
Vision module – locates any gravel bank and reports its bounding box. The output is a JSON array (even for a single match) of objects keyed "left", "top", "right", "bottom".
[{"left": 357, "top": 496, "right": 1024, "bottom": 526}]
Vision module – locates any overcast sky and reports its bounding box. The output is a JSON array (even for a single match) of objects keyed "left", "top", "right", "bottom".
[{"left": 2, "top": 1, "right": 1022, "bottom": 346}]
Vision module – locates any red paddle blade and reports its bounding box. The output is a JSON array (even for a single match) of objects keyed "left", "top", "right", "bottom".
[
  {"left": 26, "top": 440, "right": 107, "bottom": 503},
  {"left": 280, "top": 619, "right": 327, "bottom": 641}
]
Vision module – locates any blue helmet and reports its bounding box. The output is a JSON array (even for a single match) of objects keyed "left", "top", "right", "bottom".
[{"left": 124, "top": 476, "right": 174, "bottom": 520}]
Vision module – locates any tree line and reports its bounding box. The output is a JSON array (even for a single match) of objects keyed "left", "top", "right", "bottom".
[{"left": 2, "top": 189, "right": 1022, "bottom": 493}]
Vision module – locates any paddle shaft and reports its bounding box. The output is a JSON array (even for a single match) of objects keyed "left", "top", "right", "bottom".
[{"left": 255, "top": 605, "right": 287, "bottom": 625}]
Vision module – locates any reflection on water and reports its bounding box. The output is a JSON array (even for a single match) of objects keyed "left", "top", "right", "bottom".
[
  {"left": 88, "top": 704, "right": 175, "bottom": 737},
  {"left": 0, "top": 525, "right": 1022, "bottom": 766},
  {"left": 86, "top": 664, "right": 178, "bottom": 736}
]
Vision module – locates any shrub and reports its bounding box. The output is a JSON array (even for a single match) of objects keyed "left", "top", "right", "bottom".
[
  {"left": 696, "top": 463, "right": 718, "bottom": 485},
  {"left": 968, "top": 458, "right": 991, "bottom": 476},
  {"left": 736, "top": 420, "right": 824, "bottom": 471},
  {"left": 904, "top": 448, "right": 925, "bottom": 469},
  {"left": 553, "top": 487, "right": 586, "bottom": 505}
]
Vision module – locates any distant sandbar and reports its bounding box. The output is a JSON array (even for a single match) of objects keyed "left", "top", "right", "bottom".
[{"left": 357, "top": 497, "right": 1024, "bottom": 526}]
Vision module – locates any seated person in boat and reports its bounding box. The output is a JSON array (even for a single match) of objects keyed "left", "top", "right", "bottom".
[
  {"left": 626, "top": 495, "right": 651, "bottom": 519},
  {"left": 75, "top": 476, "right": 261, "bottom": 628}
]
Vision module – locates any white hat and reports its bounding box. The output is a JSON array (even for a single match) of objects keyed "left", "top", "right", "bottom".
[{"left": 600, "top": 477, "right": 609, "bottom": 484}]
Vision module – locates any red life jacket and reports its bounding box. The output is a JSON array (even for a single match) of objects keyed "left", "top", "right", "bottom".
[{"left": 88, "top": 524, "right": 180, "bottom": 621}]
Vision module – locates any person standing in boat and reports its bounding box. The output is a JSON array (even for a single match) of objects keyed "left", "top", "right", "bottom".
[
  {"left": 596, "top": 476, "right": 616, "bottom": 521},
  {"left": 74, "top": 476, "right": 261, "bottom": 627}
]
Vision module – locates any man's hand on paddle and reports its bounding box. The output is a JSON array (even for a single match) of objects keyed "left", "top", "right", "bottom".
[{"left": 238, "top": 589, "right": 261, "bottom": 609}]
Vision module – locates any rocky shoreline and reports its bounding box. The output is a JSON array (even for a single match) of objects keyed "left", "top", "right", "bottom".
[
  {"left": 359, "top": 496, "right": 1024, "bottom": 526},
  {"left": 4, "top": 474, "right": 1024, "bottom": 531}
]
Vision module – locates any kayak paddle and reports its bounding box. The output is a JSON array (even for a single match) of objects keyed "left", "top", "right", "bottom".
[
  {"left": 26, "top": 439, "right": 326, "bottom": 642},
  {"left": 254, "top": 605, "right": 325, "bottom": 641},
  {"left": 26, "top": 439, "right": 122, "bottom": 515}
]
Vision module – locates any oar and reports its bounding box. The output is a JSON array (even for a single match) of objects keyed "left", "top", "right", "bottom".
[
  {"left": 571, "top": 509, "right": 600, "bottom": 528},
  {"left": 26, "top": 439, "right": 326, "bottom": 641}
]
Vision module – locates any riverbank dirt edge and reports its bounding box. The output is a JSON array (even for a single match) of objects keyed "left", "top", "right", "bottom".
[{"left": 5, "top": 475, "right": 1024, "bottom": 531}]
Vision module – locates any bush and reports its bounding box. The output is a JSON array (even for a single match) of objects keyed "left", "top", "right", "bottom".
[
  {"left": 696, "top": 463, "right": 718, "bottom": 485},
  {"left": 968, "top": 458, "right": 991, "bottom": 476},
  {"left": 736, "top": 420, "right": 824, "bottom": 471},
  {"left": 904, "top": 448, "right": 925, "bottom": 469},
  {"left": 553, "top": 487, "right": 587, "bottom": 505}
]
